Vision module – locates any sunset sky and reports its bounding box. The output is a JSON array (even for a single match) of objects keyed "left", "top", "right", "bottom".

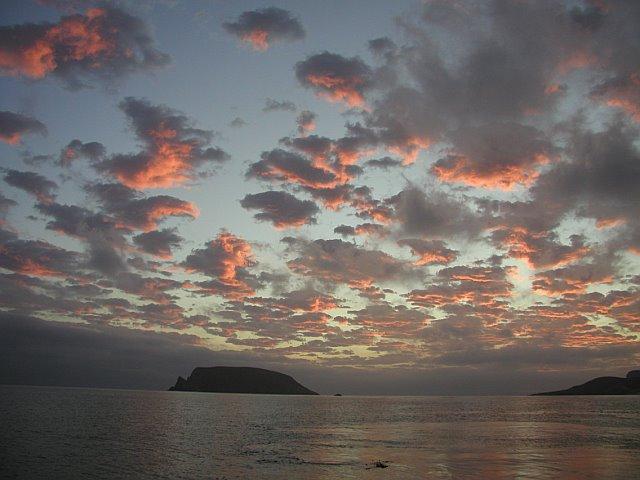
[{"left": 1, "top": 0, "right": 639, "bottom": 395}]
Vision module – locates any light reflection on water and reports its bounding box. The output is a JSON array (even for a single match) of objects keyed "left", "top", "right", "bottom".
[{"left": 1, "top": 386, "right": 639, "bottom": 479}]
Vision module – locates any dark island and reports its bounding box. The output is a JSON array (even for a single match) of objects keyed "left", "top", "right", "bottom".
[
  {"left": 533, "top": 370, "right": 640, "bottom": 395},
  {"left": 169, "top": 366, "right": 318, "bottom": 395}
]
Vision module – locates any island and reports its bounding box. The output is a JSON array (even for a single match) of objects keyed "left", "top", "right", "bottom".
[
  {"left": 169, "top": 366, "right": 318, "bottom": 395},
  {"left": 533, "top": 370, "right": 640, "bottom": 395}
]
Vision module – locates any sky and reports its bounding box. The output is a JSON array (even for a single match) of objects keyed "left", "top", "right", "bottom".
[{"left": 0, "top": 0, "right": 639, "bottom": 395}]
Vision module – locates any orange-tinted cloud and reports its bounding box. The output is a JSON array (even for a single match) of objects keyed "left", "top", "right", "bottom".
[
  {"left": 491, "top": 227, "right": 589, "bottom": 269},
  {"left": 432, "top": 123, "right": 554, "bottom": 190},
  {"left": 0, "top": 7, "right": 168, "bottom": 87},
  {"left": 296, "top": 52, "right": 373, "bottom": 108},
  {"left": 223, "top": 8, "right": 305, "bottom": 51},
  {"left": 0, "top": 111, "right": 47, "bottom": 145},
  {"left": 183, "top": 231, "right": 256, "bottom": 300},
  {"left": 3, "top": 169, "right": 57, "bottom": 204},
  {"left": 0, "top": 232, "right": 80, "bottom": 278},
  {"left": 432, "top": 153, "right": 549, "bottom": 190},
  {"left": 87, "top": 183, "right": 199, "bottom": 232},
  {"left": 532, "top": 263, "right": 613, "bottom": 296},
  {"left": 398, "top": 238, "right": 458, "bottom": 266},
  {"left": 406, "top": 265, "right": 514, "bottom": 310},
  {"left": 386, "top": 136, "right": 431, "bottom": 165},
  {"left": 592, "top": 73, "right": 640, "bottom": 122},
  {"left": 96, "top": 98, "right": 228, "bottom": 189}
]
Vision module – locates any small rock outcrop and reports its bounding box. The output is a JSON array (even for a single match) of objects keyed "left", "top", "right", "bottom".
[
  {"left": 533, "top": 370, "right": 640, "bottom": 395},
  {"left": 169, "top": 366, "right": 318, "bottom": 395}
]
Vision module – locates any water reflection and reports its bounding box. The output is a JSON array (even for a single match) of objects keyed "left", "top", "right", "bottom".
[{"left": 1, "top": 387, "right": 639, "bottom": 479}]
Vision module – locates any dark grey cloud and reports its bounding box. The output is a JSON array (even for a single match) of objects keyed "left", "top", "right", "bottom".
[
  {"left": 283, "top": 236, "right": 420, "bottom": 289},
  {"left": 388, "top": 187, "right": 484, "bottom": 239},
  {"left": 0, "top": 111, "right": 47, "bottom": 144},
  {"left": 0, "top": 227, "right": 82, "bottom": 277},
  {"left": 532, "top": 117, "right": 640, "bottom": 252},
  {"left": 35, "top": 200, "right": 128, "bottom": 276},
  {"left": 3, "top": 169, "right": 57, "bottom": 204},
  {"left": 240, "top": 190, "right": 319, "bottom": 228},
  {"left": 368, "top": 37, "right": 397, "bottom": 57},
  {"left": 0, "top": 192, "right": 17, "bottom": 218},
  {"left": 432, "top": 122, "right": 556, "bottom": 189},
  {"left": 59, "top": 139, "right": 106, "bottom": 166},
  {"left": 0, "top": 6, "right": 170, "bottom": 89},
  {"left": 262, "top": 98, "right": 296, "bottom": 112},
  {"left": 86, "top": 182, "right": 198, "bottom": 231},
  {"left": 295, "top": 52, "right": 374, "bottom": 107},
  {"left": 133, "top": 228, "right": 183, "bottom": 258},
  {"left": 365, "top": 156, "right": 402, "bottom": 169},
  {"left": 334, "top": 224, "right": 356, "bottom": 237},
  {"left": 247, "top": 148, "right": 337, "bottom": 188},
  {"left": 223, "top": 7, "right": 305, "bottom": 51},
  {"left": 229, "top": 116, "right": 247, "bottom": 128},
  {"left": 398, "top": 238, "right": 458, "bottom": 266},
  {"left": 296, "top": 110, "right": 316, "bottom": 135},
  {"left": 0, "top": 313, "right": 219, "bottom": 390}
]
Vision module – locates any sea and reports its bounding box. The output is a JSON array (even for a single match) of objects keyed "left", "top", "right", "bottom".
[{"left": 1, "top": 385, "right": 639, "bottom": 479}]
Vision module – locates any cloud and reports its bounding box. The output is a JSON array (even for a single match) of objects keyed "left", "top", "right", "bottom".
[
  {"left": 0, "top": 6, "right": 169, "bottom": 89},
  {"left": 333, "top": 224, "right": 355, "bottom": 237},
  {"left": 223, "top": 7, "right": 305, "bottom": 51},
  {"left": 532, "top": 117, "right": 640, "bottom": 252},
  {"left": 133, "top": 228, "right": 183, "bottom": 259},
  {"left": 592, "top": 74, "right": 640, "bottom": 123},
  {"left": 182, "top": 231, "right": 257, "bottom": 300},
  {"left": 262, "top": 98, "right": 296, "bottom": 112},
  {"left": 533, "top": 261, "right": 614, "bottom": 297},
  {"left": 0, "top": 227, "right": 81, "bottom": 277},
  {"left": 247, "top": 148, "right": 337, "bottom": 189},
  {"left": 96, "top": 97, "right": 228, "bottom": 189},
  {"left": 388, "top": 187, "right": 484, "bottom": 239},
  {"left": 86, "top": 182, "right": 199, "bottom": 231},
  {"left": 490, "top": 227, "right": 589, "bottom": 269},
  {"left": 354, "top": 222, "right": 387, "bottom": 237},
  {"left": 398, "top": 239, "right": 458, "bottom": 266},
  {"left": 3, "top": 169, "right": 57, "bottom": 204},
  {"left": 0, "top": 192, "right": 17, "bottom": 220},
  {"left": 240, "top": 190, "right": 319, "bottom": 228},
  {"left": 283, "top": 236, "right": 420, "bottom": 290},
  {"left": 0, "top": 111, "right": 46, "bottom": 144},
  {"left": 368, "top": 37, "right": 397, "bottom": 57},
  {"left": 0, "top": 313, "right": 220, "bottom": 390},
  {"left": 229, "top": 117, "right": 246, "bottom": 128},
  {"left": 405, "top": 264, "right": 514, "bottom": 311},
  {"left": 296, "top": 110, "right": 316, "bottom": 135},
  {"left": 34, "top": 200, "right": 129, "bottom": 276},
  {"left": 365, "top": 156, "right": 402, "bottom": 169},
  {"left": 432, "top": 122, "right": 556, "bottom": 190},
  {"left": 59, "top": 139, "right": 105, "bottom": 165},
  {"left": 295, "top": 52, "right": 373, "bottom": 107}
]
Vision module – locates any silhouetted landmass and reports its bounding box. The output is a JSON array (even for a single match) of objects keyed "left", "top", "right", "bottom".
[
  {"left": 169, "top": 366, "right": 318, "bottom": 395},
  {"left": 533, "top": 370, "right": 640, "bottom": 395}
]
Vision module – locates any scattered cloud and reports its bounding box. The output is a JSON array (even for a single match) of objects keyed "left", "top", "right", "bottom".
[
  {"left": 223, "top": 7, "right": 305, "bottom": 51},
  {"left": 0, "top": 6, "right": 170, "bottom": 89}
]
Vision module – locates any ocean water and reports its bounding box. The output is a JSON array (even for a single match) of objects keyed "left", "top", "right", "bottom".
[{"left": 1, "top": 386, "right": 639, "bottom": 479}]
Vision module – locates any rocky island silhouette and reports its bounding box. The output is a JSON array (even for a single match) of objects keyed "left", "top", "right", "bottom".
[
  {"left": 533, "top": 370, "right": 640, "bottom": 395},
  {"left": 169, "top": 366, "right": 318, "bottom": 395}
]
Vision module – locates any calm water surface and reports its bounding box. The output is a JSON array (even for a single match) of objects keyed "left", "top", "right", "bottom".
[{"left": 1, "top": 385, "right": 639, "bottom": 479}]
